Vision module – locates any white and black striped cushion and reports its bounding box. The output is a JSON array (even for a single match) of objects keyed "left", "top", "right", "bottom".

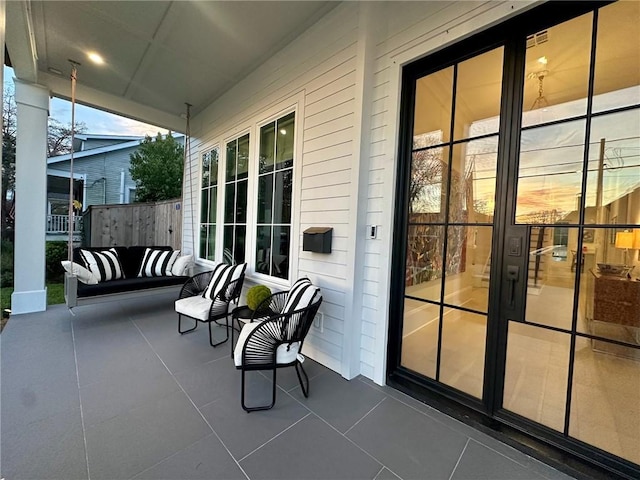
[
  {"left": 137, "top": 249, "right": 180, "bottom": 277},
  {"left": 282, "top": 278, "right": 318, "bottom": 314},
  {"left": 79, "top": 248, "right": 124, "bottom": 283},
  {"left": 203, "top": 263, "right": 233, "bottom": 300}
]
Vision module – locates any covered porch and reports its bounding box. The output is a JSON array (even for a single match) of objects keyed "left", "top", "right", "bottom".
[{"left": 0, "top": 292, "right": 571, "bottom": 480}]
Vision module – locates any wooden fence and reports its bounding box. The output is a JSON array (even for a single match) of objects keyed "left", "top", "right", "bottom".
[{"left": 83, "top": 199, "right": 182, "bottom": 250}]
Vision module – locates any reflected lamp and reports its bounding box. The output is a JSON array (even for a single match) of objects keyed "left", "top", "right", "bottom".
[{"left": 615, "top": 231, "right": 634, "bottom": 266}]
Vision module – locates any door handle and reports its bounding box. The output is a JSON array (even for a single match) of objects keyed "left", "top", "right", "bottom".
[{"left": 506, "top": 265, "right": 519, "bottom": 307}]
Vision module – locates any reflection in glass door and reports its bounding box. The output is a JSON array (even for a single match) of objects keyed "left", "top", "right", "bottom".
[
  {"left": 391, "top": 1, "right": 640, "bottom": 475},
  {"left": 400, "top": 47, "right": 504, "bottom": 399},
  {"left": 502, "top": 2, "right": 640, "bottom": 466}
]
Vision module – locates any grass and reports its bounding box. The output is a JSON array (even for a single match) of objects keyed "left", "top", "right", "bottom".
[{"left": 1, "top": 283, "right": 65, "bottom": 330}]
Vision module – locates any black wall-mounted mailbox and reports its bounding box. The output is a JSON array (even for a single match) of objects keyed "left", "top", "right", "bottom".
[{"left": 303, "top": 227, "right": 333, "bottom": 253}]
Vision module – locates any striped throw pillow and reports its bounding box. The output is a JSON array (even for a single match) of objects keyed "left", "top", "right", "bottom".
[
  {"left": 137, "top": 249, "right": 180, "bottom": 277},
  {"left": 282, "top": 278, "right": 318, "bottom": 314},
  {"left": 203, "top": 263, "right": 233, "bottom": 300},
  {"left": 79, "top": 248, "right": 124, "bottom": 283}
]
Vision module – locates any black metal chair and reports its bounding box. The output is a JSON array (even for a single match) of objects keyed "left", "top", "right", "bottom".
[
  {"left": 233, "top": 282, "right": 322, "bottom": 412},
  {"left": 176, "top": 263, "right": 246, "bottom": 347}
]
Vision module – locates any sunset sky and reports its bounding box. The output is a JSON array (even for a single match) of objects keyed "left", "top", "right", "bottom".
[{"left": 4, "top": 66, "right": 168, "bottom": 137}]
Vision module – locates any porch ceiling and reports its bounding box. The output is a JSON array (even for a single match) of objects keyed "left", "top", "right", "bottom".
[{"left": 5, "top": 1, "right": 335, "bottom": 129}]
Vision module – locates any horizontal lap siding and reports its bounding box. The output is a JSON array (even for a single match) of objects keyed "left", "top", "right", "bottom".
[
  {"left": 180, "top": 136, "right": 199, "bottom": 256},
  {"left": 186, "top": 3, "right": 360, "bottom": 373},
  {"left": 359, "top": 1, "right": 534, "bottom": 381},
  {"left": 52, "top": 148, "right": 137, "bottom": 208}
]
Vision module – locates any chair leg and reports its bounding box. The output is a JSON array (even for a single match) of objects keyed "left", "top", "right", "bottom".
[
  {"left": 178, "top": 314, "right": 197, "bottom": 335},
  {"left": 241, "top": 367, "right": 278, "bottom": 412},
  {"left": 208, "top": 316, "right": 230, "bottom": 348},
  {"left": 295, "top": 361, "right": 310, "bottom": 398}
]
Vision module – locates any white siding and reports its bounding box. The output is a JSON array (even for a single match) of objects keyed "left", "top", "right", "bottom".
[
  {"left": 360, "top": 1, "right": 537, "bottom": 383},
  {"left": 51, "top": 146, "right": 138, "bottom": 207},
  {"left": 182, "top": 1, "right": 537, "bottom": 381},
  {"left": 185, "top": 3, "right": 360, "bottom": 374},
  {"left": 180, "top": 135, "right": 199, "bottom": 257}
]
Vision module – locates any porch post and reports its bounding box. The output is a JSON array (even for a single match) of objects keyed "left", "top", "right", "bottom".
[{"left": 11, "top": 79, "right": 49, "bottom": 314}]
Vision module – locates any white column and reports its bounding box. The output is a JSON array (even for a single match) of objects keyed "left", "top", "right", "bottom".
[
  {"left": 341, "top": 2, "right": 382, "bottom": 380},
  {"left": 11, "top": 79, "right": 50, "bottom": 314}
]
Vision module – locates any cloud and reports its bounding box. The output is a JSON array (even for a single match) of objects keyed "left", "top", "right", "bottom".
[{"left": 50, "top": 97, "right": 168, "bottom": 137}]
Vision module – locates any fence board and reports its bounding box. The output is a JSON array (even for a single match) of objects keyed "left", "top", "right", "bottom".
[{"left": 85, "top": 199, "right": 182, "bottom": 249}]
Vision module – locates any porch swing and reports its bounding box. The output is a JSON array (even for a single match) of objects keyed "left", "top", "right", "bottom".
[{"left": 63, "top": 63, "right": 195, "bottom": 308}]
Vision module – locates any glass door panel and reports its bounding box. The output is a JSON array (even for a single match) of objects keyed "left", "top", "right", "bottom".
[
  {"left": 593, "top": 1, "right": 640, "bottom": 112},
  {"left": 400, "top": 45, "right": 504, "bottom": 399},
  {"left": 444, "top": 225, "right": 492, "bottom": 313},
  {"left": 584, "top": 110, "right": 640, "bottom": 225},
  {"left": 440, "top": 308, "right": 487, "bottom": 398},
  {"left": 409, "top": 146, "right": 450, "bottom": 224},
  {"left": 516, "top": 121, "right": 586, "bottom": 224},
  {"left": 414, "top": 67, "right": 453, "bottom": 144},
  {"left": 503, "top": 322, "right": 570, "bottom": 432},
  {"left": 454, "top": 48, "right": 504, "bottom": 139},
  {"left": 520, "top": 13, "right": 592, "bottom": 128},
  {"left": 501, "top": 4, "right": 640, "bottom": 468},
  {"left": 524, "top": 226, "right": 577, "bottom": 331},
  {"left": 570, "top": 337, "right": 640, "bottom": 465},
  {"left": 400, "top": 298, "right": 439, "bottom": 379}
]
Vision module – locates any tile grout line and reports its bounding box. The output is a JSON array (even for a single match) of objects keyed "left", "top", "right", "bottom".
[
  {"left": 356, "top": 377, "right": 479, "bottom": 439},
  {"left": 237, "top": 412, "right": 313, "bottom": 463},
  {"left": 315, "top": 410, "right": 404, "bottom": 479},
  {"left": 372, "top": 465, "right": 386, "bottom": 480},
  {"left": 70, "top": 319, "right": 91, "bottom": 480},
  {"left": 344, "top": 397, "right": 387, "bottom": 436},
  {"left": 357, "top": 379, "right": 565, "bottom": 479},
  {"left": 131, "top": 433, "right": 218, "bottom": 479},
  {"left": 283, "top": 368, "right": 331, "bottom": 393},
  {"left": 281, "top": 389, "right": 404, "bottom": 480},
  {"left": 465, "top": 437, "right": 553, "bottom": 479},
  {"left": 131, "top": 319, "right": 251, "bottom": 480},
  {"left": 448, "top": 437, "right": 470, "bottom": 480}
]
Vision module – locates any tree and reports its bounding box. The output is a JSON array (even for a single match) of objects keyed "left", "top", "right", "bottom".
[
  {"left": 129, "top": 133, "right": 184, "bottom": 202},
  {"left": 2, "top": 87, "right": 17, "bottom": 239},
  {"left": 48, "top": 118, "right": 87, "bottom": 156},
  {"left": 2, "top": 87, "right": 88, "bottom": 239}
]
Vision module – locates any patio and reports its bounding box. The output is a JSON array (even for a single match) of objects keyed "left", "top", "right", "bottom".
[{"left": 1, "top": 292, "right": 573, "bottom": 480}]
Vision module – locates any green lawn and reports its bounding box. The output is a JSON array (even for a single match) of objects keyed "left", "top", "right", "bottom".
[{"left": 1, "top": 283, "right": 65, "bottom": 319}]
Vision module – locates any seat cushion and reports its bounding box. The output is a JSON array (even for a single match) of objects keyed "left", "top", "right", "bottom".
[
  {"left": 77, "top": 275, "right": 188, "bottom": 298},
  {"left": 233, "top": 321, "right": 300, "bottom": 367},
  {"left": 175, "top": 296, "right": 213, "bottom": 321}
]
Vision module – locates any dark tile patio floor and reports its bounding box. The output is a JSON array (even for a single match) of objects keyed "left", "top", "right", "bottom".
[{"left": 1, "top": 292, "right": 575, "bottom": 480}]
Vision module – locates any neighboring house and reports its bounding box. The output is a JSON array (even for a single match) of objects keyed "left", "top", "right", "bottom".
[
  {"left": 45, "top": 133, "right": 183, "bottom": 238},
  {"left": 47, "top": 134, "right": 143, "bottom": 214},
  {"left": 6, "top": 2, "right": 640, "bottom": 477}
]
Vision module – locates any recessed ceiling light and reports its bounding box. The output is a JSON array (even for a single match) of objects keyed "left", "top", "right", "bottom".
[
  {"left": 87, "top": 52, "right": 104, "bottom": 65},
  {"left": 537, "top": 56, "right": 548, "bottom": 65}
]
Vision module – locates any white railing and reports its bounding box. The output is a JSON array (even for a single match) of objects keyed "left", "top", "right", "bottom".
[{"left": 46, "top": 214, "right": 82, "bottom": 234}]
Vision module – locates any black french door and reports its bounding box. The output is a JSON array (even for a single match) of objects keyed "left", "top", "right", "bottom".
[{"left": 388, "top": 2, "right": 640, "bottom": 478}]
